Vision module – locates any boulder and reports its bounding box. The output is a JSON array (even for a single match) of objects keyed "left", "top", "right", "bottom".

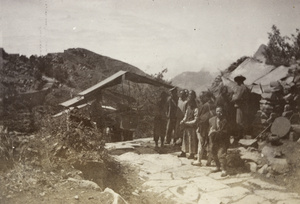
[
  {"left": 246, "top": 162, "right": 257, "bottom": 172},
  {"left": 67, "top": 178, "right": 101, "bottom": 190},
  {"left": 257, "top": 164, "right": 269, "bottom": 174},
  {"left": 98, "top": 188, "right": 128, "bottom": 204},
  {"left": 239, "top": 139, "right": 258, "bottom": 148},
  {"left": 261, "top": 146, "right": 289, "bottom": 174}
]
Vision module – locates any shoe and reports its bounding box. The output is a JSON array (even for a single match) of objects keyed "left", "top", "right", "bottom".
[
  {"left": 191, "top": 161, "right": 202, "bottom": 166},
  {"left": 221, "top": 171, "right": 228, "bottom": 177},
  {"left": 210, "top": 168, "right": 221, "bottom": 173},
  {"left": 177, "top": 152, "right": 186, "bottom": 158},
  {"left": 188, "top": 154, "right": 195, "bottom": 159}
]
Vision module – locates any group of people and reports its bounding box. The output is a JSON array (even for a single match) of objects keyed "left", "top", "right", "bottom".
[{"left": 153, "top": 75, "right": 250, "bottom": 177}]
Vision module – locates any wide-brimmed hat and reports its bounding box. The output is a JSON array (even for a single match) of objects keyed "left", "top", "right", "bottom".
[{"left": 234, "top": 75, "right": 246, "bottom": 82}]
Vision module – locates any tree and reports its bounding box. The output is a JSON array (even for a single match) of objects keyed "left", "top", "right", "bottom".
[
  {"left": 152, "top": 68, "right": 171, "bottom": 84},
  {"left": 291, "top": 29, "right": 300, "bottom": 60},
  {"left": 263, "top": 25, "right": 292, "bottom": 66}
]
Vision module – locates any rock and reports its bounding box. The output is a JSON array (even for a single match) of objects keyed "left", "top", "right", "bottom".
[
  {"left": 257, "top": 164, "right": 269, "bottom": 174},
  {"left": 74, "top": 195, "right": 79, "bottom": 200},
  {"left": 262, "top": 146, "right": 289, "bottom": 173},
  {"left": 67, "top": 178, "right": 101, "bottom": 190},
  {"left": 98, "top": 188, "right": 128, "bottom": 204},
  {"left": 270, "top": 158, "right": 289, "bottom": 174},
  {"left": 246, "top": 162, "right": 257, "bottom": 172},
  {"left": 239, "top": 139, "right": 258, "bottom": 148},
  {"left": 240, "top": 150, "right": 262, "bottom": 164}
]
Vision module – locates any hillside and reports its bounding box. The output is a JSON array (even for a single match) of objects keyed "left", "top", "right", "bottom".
[
  {"left": 171, "top": 70, "right": 215, "bottom": 95},
  {"left": 0, "top": 48, "right": 146, "bottom": 99},
  {"left": 0, "top": 48, "right": 150, "bottom": 132}
]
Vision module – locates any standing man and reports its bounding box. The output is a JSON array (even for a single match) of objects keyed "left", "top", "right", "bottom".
[
  {"left": 192, "top": 92, "right": 215, "bottom": 166},
  {"left": 153, "top": 91, "right": 168, "bottom": 148},
  {"left": 89, "top": 95, "right": 104, "bottom": 132},
  {"left": 174, "top": 89, "right": 188, "bottom": 145},
  {"left": 209, "top": 107, "right": 229, "bottom": 177},
  {"left": 178, "top": 90, "right": 199, "bottom": 159},
  {"left": 232, "top": 75, "right": 250, "bottom": 140},
  {"left": 165, "top": 87, "right": 179, "bottom": 145}
]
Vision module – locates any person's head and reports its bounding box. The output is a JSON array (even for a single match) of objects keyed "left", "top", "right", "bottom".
[
  {"left": 284, "top": 104, "right": 291, "bottom": 112},
  {"left": 169, "top": 87, "right": 178, "bottom": 97},
  {"left": 187, "top": 90, "right": 197, "bottom": 108},
  {"left": 188, "top": 90, "right": 196, "bottom": 99},
  {"left": 179, "top": 89, "right": 188, "bottom": 100},
  {"left": 216, "top": 107, "right": 224, "bottom": 118},
  {"left": 219, "top": 86, "right": 228, "bottom": 95},
  {"left": 234, "top": 75, "right": 246, "bottom": 85}
]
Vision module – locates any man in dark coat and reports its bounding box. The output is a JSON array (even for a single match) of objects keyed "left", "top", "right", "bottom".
[
  {"left": 232, "top": 75, "right": 250, "bottom": 140},
  {"left": 209, "top": 107, "right": 229, "bottom": 177},
  {"left": 153, "top": 91, "right": 168, "bottom": 148},
  {"left": 165, "top": 87, "right": 179, "bottom": 145}
]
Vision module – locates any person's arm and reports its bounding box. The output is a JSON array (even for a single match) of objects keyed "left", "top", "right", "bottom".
[
  {"left": 180, "top": 108, "right": 188, "bottom": 124},
  {"left": 184, "top": 108, "right": 199, "bottom": 126},
  {"left": 208, "top": 117, "right": 217, "bottom": 136}
]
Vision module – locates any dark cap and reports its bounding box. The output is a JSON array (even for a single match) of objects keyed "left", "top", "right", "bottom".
[{"left": 234, "top": 75, "right": 246, "bottom": 82}]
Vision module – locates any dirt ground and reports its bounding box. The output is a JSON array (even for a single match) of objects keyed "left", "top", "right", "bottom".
[{"left": 1, "top": 133, "right": 300, "bottom": 204}]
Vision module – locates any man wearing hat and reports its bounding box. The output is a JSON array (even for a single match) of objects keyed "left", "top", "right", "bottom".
[
  {"left": 165, "top": 87, "right": 179, "bottom": 145},
  {"left": 232, "top": 75, "right": 250, "bottom": 140}
]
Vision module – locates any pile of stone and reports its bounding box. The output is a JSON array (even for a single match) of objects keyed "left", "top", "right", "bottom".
[
  {"left": 259, "top": 81, "right": 285, "bottom": 123},
  {"left": 237, "top": 140, "right": 289, "bottom": 176}
]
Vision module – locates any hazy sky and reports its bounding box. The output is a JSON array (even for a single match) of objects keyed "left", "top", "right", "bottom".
[{"left": 1, "top": 0, "right": 300, "bottom": 78}]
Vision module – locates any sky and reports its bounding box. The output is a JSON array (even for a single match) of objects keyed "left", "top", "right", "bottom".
[{"left": 1, "top": 0, "right": 300, "bottom": 78}]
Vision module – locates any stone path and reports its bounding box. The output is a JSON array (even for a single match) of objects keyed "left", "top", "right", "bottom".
[{"left": 105, "top": 138, "right": 300, "bottom": 204}]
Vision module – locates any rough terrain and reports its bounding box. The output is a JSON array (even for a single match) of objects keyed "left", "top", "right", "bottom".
[{"left": 106, "top": 138, "right": 300, "bottom": 204}]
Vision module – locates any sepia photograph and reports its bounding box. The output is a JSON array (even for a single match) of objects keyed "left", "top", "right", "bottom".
[{"left": 1, "top": 0, "right": 300, "bottom": 203}]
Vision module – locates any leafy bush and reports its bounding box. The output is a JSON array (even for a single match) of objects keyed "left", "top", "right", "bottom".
[{"left": 264, "top": 25, "right": 300, "bottom": 66}]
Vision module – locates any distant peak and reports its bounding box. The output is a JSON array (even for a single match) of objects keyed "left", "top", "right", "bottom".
[{"left": 253, "top": 44, "right": 267, "bottom": 63}]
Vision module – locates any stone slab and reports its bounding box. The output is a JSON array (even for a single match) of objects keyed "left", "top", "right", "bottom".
[
  {"left": 169, "top": 183, "right": 200, "bottom": 203},
  {"left": 244, "top": 178, "right": 286, "bottom": 190},
  {"left": 220, "top": 177, "right": 251, "bottom": 185},
  {"left": 198, "top": 193, "right": 222, "bottom": 204},
  {"left": 206, "top": 186, "right": 250, "bottom": 203},
  {"left": 142, "top": 179, "right": 188, "bottom": 189},
  {"left": 254, "top": 190, "right": 300, "bottom": 201},
  {"left": 231, "top": 194, "right": 270, "bottom": 204},
  {"left": 144, "top": 172, "right": 173, "bottom": 180},
  {"left": 189, "top": 176, "right": 229, "bottom": 192},
  {"left": 170, "top": 166, "right": 207, "bottom": 180},
  {"left": 277, "top": 199, "right": 300, "bottom": 204}
]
